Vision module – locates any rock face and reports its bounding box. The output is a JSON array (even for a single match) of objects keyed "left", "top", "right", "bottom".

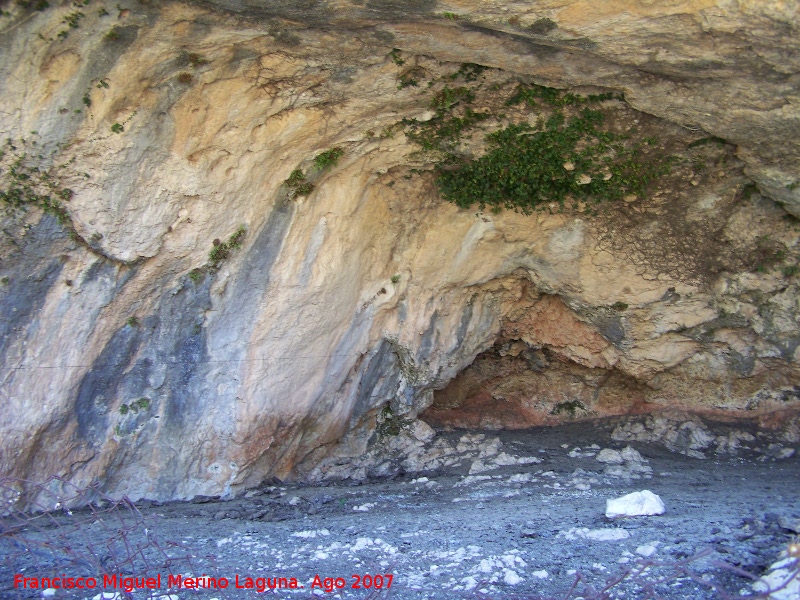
[{"left": 0, "top": 0, "right": 799, "bottom": 503}]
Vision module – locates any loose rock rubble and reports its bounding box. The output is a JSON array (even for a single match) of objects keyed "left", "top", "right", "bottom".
[
  {"left": 610, "top": 412, "right": 798, "bottom": 460},
  {"left": 2, "top": 414, "right": 798, "bottom": 600}
]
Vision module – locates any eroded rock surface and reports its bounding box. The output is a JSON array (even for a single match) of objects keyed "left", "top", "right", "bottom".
[{"left": 0, "top": 0, "right": 799, "bottom": 503}]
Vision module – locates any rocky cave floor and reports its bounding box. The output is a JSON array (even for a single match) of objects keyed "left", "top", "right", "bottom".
[{"left": 3, "top": 416, "right": 800, "bottom": 600}]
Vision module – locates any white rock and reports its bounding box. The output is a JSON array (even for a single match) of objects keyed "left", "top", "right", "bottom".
[
  {"left": 560, "top": 527, "right": 630, "bottom": 541},
  {"left": 585, "top": 528, "right": 631, "bottom": 541},
  {"left": 411, "top": 419, "right": 436, "bottom": 442},
  {"left": 753, "top": 557, "right": 800, "bottom": 599},
  {"left": 596, "top": 449, "right": 624, "bottom": 464},
  {"left": 778, "top": 516, "right": 800, "bottom": 533},
  {"left": 636, "top": 542, "right": 659, "bottom": 557},
  {"left": 532, "top": 570, "right": 549, "bottom": 579},
  {"left": 606, "top": 490, "right": 666, "bottom": 518},
  {"left": 620, "top": 446, "right": 645, "bottom": 462},
  {"left": 503, "top": 569, "right": 523, "bottom": 585}
]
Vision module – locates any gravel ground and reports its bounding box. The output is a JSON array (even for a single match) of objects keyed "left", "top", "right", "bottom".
[{"left": 2, "top": 415, "right": 799, "bottom": 600}]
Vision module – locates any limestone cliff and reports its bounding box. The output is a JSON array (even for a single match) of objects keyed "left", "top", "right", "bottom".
[{"left": 0, "top": 0, "right": 798, "bottom": 503}]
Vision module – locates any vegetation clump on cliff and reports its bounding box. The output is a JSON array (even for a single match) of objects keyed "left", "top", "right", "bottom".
[
  {"left": 0, "top": 136, "right": 75, "bottom": 228},
  {"left": 402, "top": 68, "right": 674, "bottom": 214}
]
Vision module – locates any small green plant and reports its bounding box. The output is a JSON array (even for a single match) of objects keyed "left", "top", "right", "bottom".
[
  {"left": 82, "top": 93, "right": 91, "bottom": 108},
  {"left": 448, "top": 63, "right": 488, "bottom": 82},
  {"left": 62, "top": 9, "right": 83, "bottom": 29},
  {"left": 110, "top": 123, "right": 124, "bottom": 134},
  {"left": 375, "top": 404, "right": 409, "bottom": 438},
  {"left": 611, "top": 301, "right": 629, "bottom": 311},
  {"left": 389, "top": 48, "right": 405, "bottom": 66},
  {"left": 119, "top": 404, "right": 129, "bottom": 415},
  {"left": 126, "top": 316, "right": 138, "bottom": 327},
  {"left": 380, "top": 123, "right": 401, "bottom": 138},
  {"left": 188, "top": 268, "right": 204, "bottom": 283},
  {"left": 15, "top": 0, "right": 50, "bottom": 10},
  {"left": 293, "top": 182, "right": 315, "bottom": 197},
  {"left": 284, "top": 168, "right": 314, "bottom": 197},
  {"left": 1, "top": 276, "right": 9, "bottom": 285},
  {"left": 390, "top": 274, "right": 400, "bottom": 284},
  {"left": 787, "top": 181, "right": 799, "bottom": 192},
  {"left": 285, "top": 168, "right": 306, "bottom": 187},
  {"left": 208, "top": 226, "right": 246, "bottom": 267},
  {"left": 176, "top": 72, "right": 193, "bottom": 84},
  {"left": 127, "top": 397, "right": 150, "bottom": 413},
  {"left": 441, "top": 11, "right": 458, "bottom": 19},
  {"left": 550, "top": 400, "right": 586, "bottom": 417},
  {"left": 430, "top": 85, "right": 474, "bottom": 110},
  {"left": 528, "top": 17, "right": 557, "bottom": 34},
  {"left": 0, "top": 136, "right": 75, "bottom": 229},
  {"left": 782, "top": 265, "right": 799, "bottom": 277},
  {"left": 741, "top": 182, "right": 759, "bottom": 200},
  {"left": 397, "top": 71, "right": 420, "bottom": 89},
  {"left": 313, "top": 147, "right": 344, "bottom": 171},
  {"left": 105, "top": 27, "right": 119, "bottom": 41},
  {"left": 187, "top": 52, "right": 208, "bottom": 67}
]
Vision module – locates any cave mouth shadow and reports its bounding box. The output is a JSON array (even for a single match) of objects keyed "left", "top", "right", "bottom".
[{"left": 421, "top": 339, "right": 649, "bottom": 431}]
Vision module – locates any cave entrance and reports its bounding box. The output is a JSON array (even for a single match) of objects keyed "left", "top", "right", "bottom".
[{"left": 421, "top": 339, "right": 647, "bottom": 430}]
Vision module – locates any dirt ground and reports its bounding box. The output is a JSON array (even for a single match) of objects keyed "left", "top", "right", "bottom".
[{"left": 2, "top": 415, "right": 799, "bottom": 599}]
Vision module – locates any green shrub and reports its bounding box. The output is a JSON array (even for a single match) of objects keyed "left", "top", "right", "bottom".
[
  {"left": 285, "top": 168, "right": 306, "bottom": 187},
  {"left": 208, "top": 226, "right": 246, "bottom": 267},
  {"left": 430, "top": 86, "right": 474, "bottom": 110},
  {"left": 313, "top": 147, "right": 344, "bottom": 171},
  {"left": 293, "top": 182, "right": 315, "bottom": 197},
  {"left": 0, "top": 136, "right": 75, "bottom": 228},
  {"left": 404, "top": 82, "right": 671, "bottom": 214},
  {"left": 404, "top": 107, "right": 489, "bottom": 152},
  {"left": 389, "top": 48, "right": 405, "bottom": 66},
  {"left": 110, "top": 123, "right": 124, "bottom": 134},
  {"left": 436, "top": 110, "right": 670, "bottom": 213}
]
